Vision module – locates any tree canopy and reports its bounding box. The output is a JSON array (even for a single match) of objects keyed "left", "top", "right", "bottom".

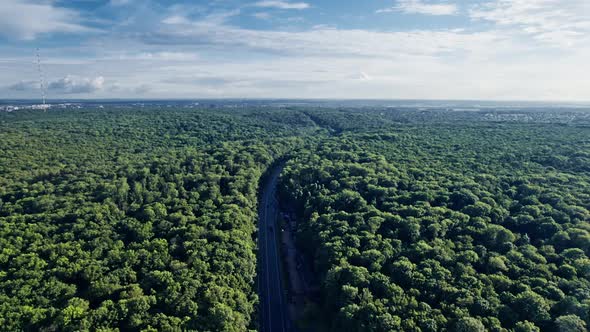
[{"left": 2, "top": 105, "right": 590, "bottom": 331}]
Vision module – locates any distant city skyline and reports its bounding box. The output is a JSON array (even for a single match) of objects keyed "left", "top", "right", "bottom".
[{"left": 1, "top": 0, "right": 589, "bottom": 101}]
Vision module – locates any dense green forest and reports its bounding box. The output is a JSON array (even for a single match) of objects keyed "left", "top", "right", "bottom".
[
  {"left": 278, "top": 112, "right": 590, "bottom": 331},
  {"left": 1, "top": 106, "right": 590, "bottom": 331},
  {"left": 0, "top": 108, "right": 314, "bottom": 331}
]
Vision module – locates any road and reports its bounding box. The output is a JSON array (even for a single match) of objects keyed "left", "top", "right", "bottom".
[{"left": 258, "top": 164, "right": 291, "bottom": 332}]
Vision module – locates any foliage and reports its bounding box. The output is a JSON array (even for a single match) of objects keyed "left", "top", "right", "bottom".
[
  {"left": 0, "top": 108, "right": 312, "bottom": 331},
  {"left": 2, "top": 106, "right": 590, "bottom": 331},
  {"left": 278, "top": 111, "right": 590, "bottom": 331}
]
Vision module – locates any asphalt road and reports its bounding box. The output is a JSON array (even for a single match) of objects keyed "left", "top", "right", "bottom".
[{"left": 258, "top": 165, "right": 290, "bottom": 332}]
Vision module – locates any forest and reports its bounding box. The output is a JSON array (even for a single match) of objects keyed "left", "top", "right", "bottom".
[
  {"left": 1, "top": 105, "right": 590, "bottom": 331},
  {"left": 279, "top": 109, "right": 590, "bottom": 331},
  {"left": 0, "top": 107, "right": 313, "bottom": 331}
]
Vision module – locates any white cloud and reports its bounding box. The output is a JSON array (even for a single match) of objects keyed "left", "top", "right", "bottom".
[
  {"left": 253, "top": 12, "right": 272, "bottom": 20},
  {"left": 9, "top": 75, "right": 105, "bottom": 94},
  {"left": 470, "top": 0, "right": 590, "bottom": 47},
  {"left": 112, "top": 51, "right": 199, "bottom": 61},
  {"left": 0, "top": 0, "right": 97, "bottom": 40},
  {"left": 8, "top": 80, "right": 40, "bottom": 91},
  {"left": 147, "top": 14, "right": 508, "bottom": 59},
  {"left": 162, "top": 15, "right": 191, "bottom": 25},
  {"left": 253, "top": 1, "right": 310, "bottom": 10},
  {"left": 2, "top": 1, "right": 589, "bottom": 101},
  {"left": 358, "top": 71, "right": 372, "bottom": 81},
  {"left": 378, "top": 0, "right": 458, "bottom": 16},
  {"left": 98, "top": 8, "right": 579, "bottom": 100},
  {"left": 118, "top": 48, "right": 588, "bottom": 101},
  {"left": 8, "top": 75, "right": 104, "bottom": 94},
  {"left": 49, "top": 76, "right": 105, "bottom": 94}
]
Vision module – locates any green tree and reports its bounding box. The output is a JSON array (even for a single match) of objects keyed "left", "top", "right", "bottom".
[
  {"left": 555, "top": 315, "right": 587, "bottom": 332},
  {"left": 454, "top": 317, "right": 485, "bottom": 332}
]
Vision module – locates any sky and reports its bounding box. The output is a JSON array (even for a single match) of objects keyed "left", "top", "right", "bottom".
[{"left": 0, "top": 0, "right": 589, "bottom": 101}]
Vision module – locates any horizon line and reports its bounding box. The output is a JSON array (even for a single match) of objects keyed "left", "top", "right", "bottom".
[{"left": 2, "top": 97, "right": 590, "bottom": 104}]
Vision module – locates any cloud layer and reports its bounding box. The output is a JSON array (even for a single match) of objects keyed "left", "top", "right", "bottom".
[
  {"left": 0, "top": 0, "right": 96, "bottom": 40},
  {"left": 471, "top": 0, "right": 590, "bottom": 46},
  {"left": 253, "top": 1, "right": 310, "bottom": 10},
  {"left": 9, "top": 76, "right": 105, "bottom": 94},
  {"left": 0, "top": 0, "right": 588, "bottom": 101},
  {"left": 378, "top": 0, "right": 458, "bottom": 16}
]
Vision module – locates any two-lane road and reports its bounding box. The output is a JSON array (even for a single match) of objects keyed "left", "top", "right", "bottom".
[{"left": 258, "top": 165, "right": 290, "bottom": 332}]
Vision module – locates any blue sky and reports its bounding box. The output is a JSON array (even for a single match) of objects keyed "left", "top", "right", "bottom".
[{"left": 0, "top": 0, "right": 589, "bottom": 100}]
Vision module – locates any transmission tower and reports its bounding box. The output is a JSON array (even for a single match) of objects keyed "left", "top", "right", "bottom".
[{"left": 36, "top": 48, "right": 47, "bottom": 107}]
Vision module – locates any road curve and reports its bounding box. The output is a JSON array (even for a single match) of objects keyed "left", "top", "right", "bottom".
[{"left": 258, "top": 165, "right": 291, "bottom": 332}]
